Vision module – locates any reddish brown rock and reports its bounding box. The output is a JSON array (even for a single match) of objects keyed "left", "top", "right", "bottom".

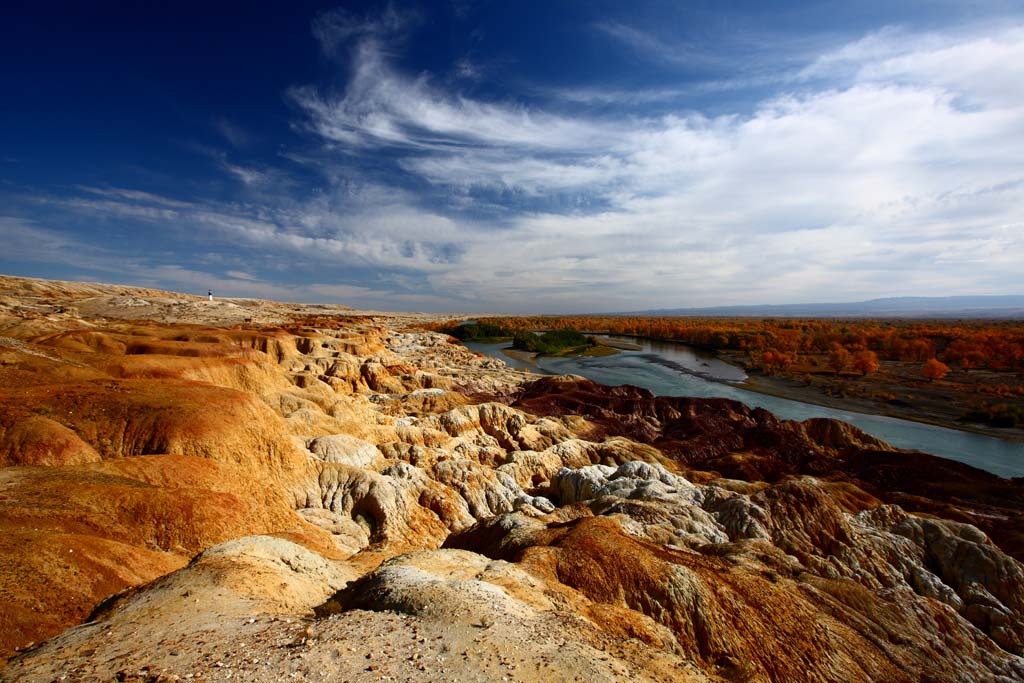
[
  {"left": 514, "top": 375, "right": 1024, "bottom": 563},
  {"left": 448, "top": 513, "right": 1024, "bottom": 681}
]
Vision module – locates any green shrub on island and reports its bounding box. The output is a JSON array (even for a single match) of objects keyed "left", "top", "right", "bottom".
[{"left": 512, "top": 329, "right": 590, "bottom": 355}]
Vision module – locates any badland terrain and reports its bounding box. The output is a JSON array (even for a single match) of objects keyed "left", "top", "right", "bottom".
[{"left": 0, "top": 274, "right": 1022, "bottom": 683}]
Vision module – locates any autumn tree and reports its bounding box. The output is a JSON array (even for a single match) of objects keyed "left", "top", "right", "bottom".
[
  {"left": 479, "top": 316, "right": 1024, "bottom": 373},
  {"left": 922, "top": 358, "right": 950, "bottom": 381},
  {"left": 851, "top": 349, "right": 880, "bottom": 376},
  {"left": 761, "top": 349, "right": 792, "bottom": 374},
  {"left": 827, "top": 343, "right": 852, "bottom": 375},
  {"left": 902, "top": 339, "right": 935, "bottom": 362}
]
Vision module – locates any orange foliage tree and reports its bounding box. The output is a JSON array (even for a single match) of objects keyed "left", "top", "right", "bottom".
[
  {"left": 444, "top": 316, "right": 1024, "bottom": 374},
  {"left": 922, "top": 358, "right": 950, "bottom": 381},
  {"left": 761, "top": 349, "right": 792, "bottom": 374},
  {"left": 827, "top": 343, "right": 852, "bottom": 374},
  {"left": 851, "top": 350, "right": 880, "bottom": 376}
]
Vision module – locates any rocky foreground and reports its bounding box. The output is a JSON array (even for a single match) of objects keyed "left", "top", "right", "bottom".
[{"left": 1, "top": 275, "right": 1023, "bottom": 683}]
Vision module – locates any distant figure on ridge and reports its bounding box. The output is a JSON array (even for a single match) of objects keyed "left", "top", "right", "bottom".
[{"left": 208, "top": 290, "right": 213, "bottom": 302}]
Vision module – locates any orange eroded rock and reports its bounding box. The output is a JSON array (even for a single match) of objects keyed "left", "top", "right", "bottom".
[
  {"left": 0, "top": 454, "right": 340, "bottom": 659},
  {"left": 452, "top": 513, "right": 1023, "bottom": 682},
  {"left": 0, "top": 315, "right": 366, "bottom": 659},
  {"left": 1, "top": 276, "right": 1022, "bottom": 681}
]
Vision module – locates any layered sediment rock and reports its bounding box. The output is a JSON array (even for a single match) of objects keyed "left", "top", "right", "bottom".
[{"left": 1, "top": 275, "right": 1022, "bottom": 682}]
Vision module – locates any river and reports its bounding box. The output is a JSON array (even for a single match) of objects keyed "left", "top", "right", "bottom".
[{"left": 464, "top": 337, "right": 1024, "bottom": 478}]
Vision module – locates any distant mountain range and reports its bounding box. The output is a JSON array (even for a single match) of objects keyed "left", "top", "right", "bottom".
[{"left": 621, "top": 296, "right": 1024, "bottom": 319}]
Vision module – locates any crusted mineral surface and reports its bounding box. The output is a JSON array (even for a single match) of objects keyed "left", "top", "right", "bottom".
[{"left": 1, "top": 275, "right": 1022, "bottom": 683}]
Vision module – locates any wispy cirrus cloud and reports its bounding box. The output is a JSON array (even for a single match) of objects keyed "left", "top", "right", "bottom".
[
  {"left": 282, "top": 16, "right": 1024, "bottom": 309},
  {"left": 8, "top": 10, "right": 1024, "bottom": 312},
  {"left": 311, "top": 4, "right": 410, "bottom": 57},
  {"left": 453, "top": 57, "right": 483, "bottom": 81},
  {"left": 33, "top": 180, "right": 473, "bottom": 275},
  {"left": 800, "top": 25, "right": 1024, "bottom": 106},
  {"left": 215, "top": 118, "right": 252, "bottom": 148},
  {"left": 74, "top": 186, "right": 197, "bottom": 209},
  {"left": 0, "top": 214, "right": 459, "bottom": 309},
  {"left": 593, "top": 21, "right": 726, "bottom": 68},
  {"left": 290, "top": 25, "right": 611, "bottom": 152}
]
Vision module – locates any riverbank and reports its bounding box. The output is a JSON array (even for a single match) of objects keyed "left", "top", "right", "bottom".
[
  {"left": 597, "top": 333, "right": 1024, "bottom": 444},
  {"left": 500, "top": 343, "right": 618, "bottom": 368},
  {"left": 466, "top": 337, "right": 1024, "bottom": 473},
  {"left": 476, "top": 318, "right": 1024, "bottom": 437},
  {"left": 598, "top": 338, "right": 643, "bottom": 351},
  {"left": 500, "top": 347, "right": 542, "bottom": 369},
  {"left": 735, "top": 365, "right": 1024, "bottom": 444}
]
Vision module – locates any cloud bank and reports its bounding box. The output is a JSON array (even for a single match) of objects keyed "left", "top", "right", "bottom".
[
  {"left": 8, "top": 12, "right": 1024, "bottom": 312},
  {"left": 289, "top": 19, "right": 1024, "bottom": 309}
]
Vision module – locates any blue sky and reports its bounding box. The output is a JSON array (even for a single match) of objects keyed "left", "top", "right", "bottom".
[{"left": 2, "top": 1, "right": 1023, "bottom": 312}]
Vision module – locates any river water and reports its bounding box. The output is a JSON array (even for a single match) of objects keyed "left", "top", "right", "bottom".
[{"left": 464, "top": 337, "right": 1024, "bottom": 478}]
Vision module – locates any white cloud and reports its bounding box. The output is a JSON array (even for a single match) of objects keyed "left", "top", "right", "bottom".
[
  {"left": 75, "top": 186, "right": 197, "bottom": 209},
  {"left": 1, "top": 216, "right": 88, "bottom": 262},
  {"left": 215, "top": 118, "right": 252, "bottom": 148},
  {"left": 289, "top": 38, "right": 611, "bottom": 152},
  {"left": 454, "top": 57, "right": 482, "bottom": 81},
  {"left": 417, "top": 25, "right": 1024, "bottom": 308},
  {"left": 593, "top": 21, "right": 724, "bottom": 68},
  {"left": 0, "top": 215, "right": 458, "bottom": 310},
  {"left": 14, "top": 20, "right": 1024, "bottom": 312},
  {"left": 34, "top": 180, "right": 474, "bottom": 274},
  {"left": 222, "top": 163, "right": 271, "bottom": 186},
  {"left": 802, "top": 25, "right": 1024, "bottom": 108},
  {"left": 312, "top": 5, "right": 409, "bottom": 57}
]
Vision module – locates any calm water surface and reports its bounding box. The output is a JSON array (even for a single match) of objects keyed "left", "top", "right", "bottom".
[{"left": 464, "top": 339, "right": 1024, "bottom": 478}]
